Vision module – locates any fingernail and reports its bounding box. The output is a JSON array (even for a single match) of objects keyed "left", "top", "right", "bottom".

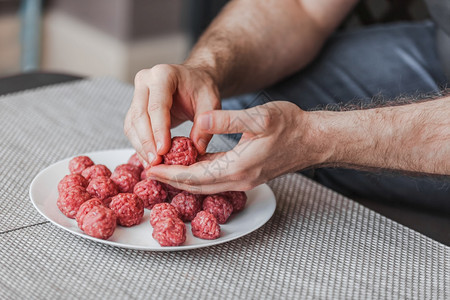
[
  {"left": 199, "top": 114, "right": 211, "bottom": 130},
  {"left": 142, "top": 159, "right": 149, "bottom": 168},
  {"left": 156, "top": 141, "right": 162, "bottom": 153},
  {"left": 148, "top": 152, "right": 155, "bottom": 163},
  {"left": 198, "top": 138, "right": 207, "bottom": 150}
]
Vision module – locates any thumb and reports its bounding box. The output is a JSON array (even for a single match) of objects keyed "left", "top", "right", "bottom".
[{"left": 196, "top": 107, "right": 267, "bottom": 135}]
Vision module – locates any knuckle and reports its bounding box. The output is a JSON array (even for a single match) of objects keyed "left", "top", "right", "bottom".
[
  {"left": 129, "top": 108, "right": 146, "bottom": 123},
  {"left": 151, "top": 126, "right": 163, "bottom": 137},
  {"left": 217, "top": 112, "right": 232, "bottom": 132},
  {"left": 150, "top": 64, "right": 176, "bottom": 83},
  {"left": 151, "top": 64, "right": 174, "bottom": 75},
  {"left": 260, "top": 112, "right": 272, "bottom": 128},
  {"left": 123, "top": 122, "right": 132, "bottom": 136},
  {"left": 134, "top": 69, "right": 150, "bottom": 85},
  {"left": 141, "top": 138, "right": 155, "bottom": 149},
  {"left": 147, "top": 101, "right": 161, "bottom": 113}
]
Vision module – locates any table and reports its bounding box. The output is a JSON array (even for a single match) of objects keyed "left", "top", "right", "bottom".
[{"left": 0, "top": 78, "right": 448, "bottom": 298}]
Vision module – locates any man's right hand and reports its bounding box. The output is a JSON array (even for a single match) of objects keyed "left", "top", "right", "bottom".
[{"left": 124, "top": 64, "right": 221, "bottom": 167}]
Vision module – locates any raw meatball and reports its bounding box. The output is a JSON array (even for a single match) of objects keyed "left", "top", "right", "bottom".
[
  {"left": 150, "top": 203, "right": 179, "bottom": 227},
  {"left": 140, "top": 167, "right": 150, "bottom": 180},
  {"left": 128, "top": 152, "right": 144, "bottom": 170},
  {"left": 76, "top": 198, "right": 104, "bottom": 229},
  {"left": 69, "top": 156, "right": 94, "bottom": 175},
  {"left": 86, "top": 176, "right": 119, "bottom": 206},
  {"left": 163, "top": 136, "right": 198, "bottom": 166},
  {"left": 152, "top": 217, "right": 186, "bottom": 247},
  {"left": 191, "top": 211, "right": 221, "bottom": 240},
  {"left": 58, "top": 174, "right": 88, "bottom": 194},
  {"left": 114, "top": 164, "right": 141, "bottom": 179},
  {"left": 221, "top": 191, "right": 247, "bottom": 213},
  {"left": 109, "top": 193, "right": 144, "bottom": 227},
  {"left": 81, "top": 164, "right": 112, "bottom": 182},
  {"left": 56, "top": 186, "right": 91, "bottom": 218},
  {"left": 202, "top": 194, "right": 233, "bottom": 224},
  {"left": 110, "top": 167, "right": 140, "bottom": 193},
  {"left": 161, "top": 182, "right": 183, "bottom": 201},
  {"left": 134, "top": 179, "right": 167, "bottom": 209},
  {"left": 81, "top": 205, "right": 117, "bottom": 240},
  {"left": 171, "top": 191, "right": 202, "bottom": 222}
]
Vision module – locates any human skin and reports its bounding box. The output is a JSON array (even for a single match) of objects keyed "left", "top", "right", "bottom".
[
  {"left": 146, "top": 98, "right": 450, "bottom": 194},
  {"left": 124, "top": 0, "right": 450, "bottom": 193},
  {"left": 123, "top": 0, "right": 358, "bottom": 164}
]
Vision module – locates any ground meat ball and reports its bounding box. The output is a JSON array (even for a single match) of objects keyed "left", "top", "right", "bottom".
[
  {"left": 76, "top": 198, "right": 104, "bottom": 229},
  {"left": 56, "top": 186, "right": 91, "bottom": 218},
  {"left": 114, "top": 164, "right": 141, "bottom": 179},
  {"left": 140, "top": 168, "right": 149, "bottom": 180},
  {"left": 171, "top": 191, "right": 202, "bottom": 222},
  {"left": 152, "top": 217, "right": 186, "bottom": 246},
  {"left": 69, "top": 156, "right": 94, "bottom": 175},
  {"left": 150, "top": 203, "right": 179, "bottom": 227},
  {"left": 221, "top": 191, "right": 247, "bottom": 213},
  {"left": 58, "top": 174, "right": 88, "bottom": 194},
  {"left": 191, "top": 211, "right": 221, "bottom": 240},
  {"left": 109, "top": 193, "right": 144, "bottom": 227},
  {"left": 134, "top": 179, "right": 167, "bottom": 209},
  {"left": 110, "top": 168, "right": 140, "bottom": 193},
  {"left": 81, "top": 164, "right": 112, "bottom": 182},
  {"left": 86, "top": 176, "right": 119, "bottom": 206},
  {"left": 163, "top": 136, "right": 198, "bottom": 166},
  {"left": 81, "top": 205, "right": 117, "bottom": 240},
  {"left": 128, "top": 152, "right": 144, "bottom": 170},
  {"left": 202, "top": 194, "right": 233, "bottom": 224},
  {"left": 161, "top": 183, "right": 183, "bottom": 201}
]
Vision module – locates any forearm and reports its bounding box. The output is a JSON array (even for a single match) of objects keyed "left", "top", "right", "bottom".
[
  {"left": 185, "top": 0, "right": 357, "bottom": 97},
  {"left": 308, "top": 96, "right": 450, "bottom": 175}
]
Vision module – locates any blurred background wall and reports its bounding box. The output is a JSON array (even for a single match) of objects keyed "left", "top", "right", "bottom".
[
  {"left": 0, "top": 0, "right": 196, "bottom": 82},
  {"left": 0, "top": 0, "right": 429, "bottom": 83}
]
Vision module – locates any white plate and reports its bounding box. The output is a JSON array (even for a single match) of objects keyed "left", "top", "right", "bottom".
[{"left": 29, "top": 149, "right": 276, "bottom": 251}]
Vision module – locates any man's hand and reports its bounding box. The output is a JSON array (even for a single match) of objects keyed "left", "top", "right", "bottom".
[
  {"left": 124, "top": 64, "right": 221, "bottom": 166},
  {"left": 145, "top": 101, "right": 331, "bottom": 194}
]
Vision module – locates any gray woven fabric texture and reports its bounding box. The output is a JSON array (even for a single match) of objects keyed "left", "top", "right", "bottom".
[{"left": 0, "top": 78, "right": 448, "bottom": 299}]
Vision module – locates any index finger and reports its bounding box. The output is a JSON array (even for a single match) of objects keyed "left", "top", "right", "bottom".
[{"left": 146, "top": 65, "right": 177, "bottom": 155}]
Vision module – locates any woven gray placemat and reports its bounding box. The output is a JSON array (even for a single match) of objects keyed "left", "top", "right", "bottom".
[{"left": 0, "top": 78, "right": 448, "bottom": 299}]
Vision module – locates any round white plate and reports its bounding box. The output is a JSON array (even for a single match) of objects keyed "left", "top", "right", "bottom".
[{"left": 29, "top": 149, "right": 276, "bottom": 251}]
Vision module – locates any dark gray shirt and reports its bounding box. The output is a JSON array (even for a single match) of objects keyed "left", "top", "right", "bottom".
[{"left": 425, "top": 0, "right": 450, "bottom": 79}]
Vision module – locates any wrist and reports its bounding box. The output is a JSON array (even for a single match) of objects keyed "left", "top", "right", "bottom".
[
  {"left": 302, "top": 110, "right": 341, "bottom": 167},
  {"left": 184, "top": 54, "right": 224, "bottom": 94}
]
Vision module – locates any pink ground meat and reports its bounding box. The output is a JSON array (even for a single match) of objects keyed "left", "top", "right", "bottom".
[
  {"left": 133, "top": 179, "right": 167, "bottom": 209},
  {"left": 140, "top": 168, "right": 149, "bottom": 180},
  {"left": 114, "top": 164, "right": 142, "bottom": 179},
  {"left": 81, "top": 205, "right": 117, "bottom": 240},
  {"left": 191, "top": 211, "right": 221, "bottom": 240},
  {"left": 69, "top": 156, "right": 94, "bottom": 175},
  {"left": 81, "top": 164, "right": 112, "bottom": 182},
  {"left": 76, "top": 198, "right": 104, "bottom": 229},
  {"left": 110, "top": 168, "right": 140, "bottom": 193},
  {"left": 58, "top": 174, "right": 88, "bottom": 194},
  {"left": 149, "top": 203, "right": 179, "bottom": 227},
  {"left": 152, "top": 217, "right": 186, "bottom": 246},
  {"left": 161, "top": 182, "right": 183, "bottom": 201},
  {"left": 109, "top": 193, "right": 144, "bottom": 227},
  {"left": 202, "top": 194, "right": 233, "bottom": 224},
  {"left": 221, "top": 191, "right": 247, "bottom": 213},
  {"left": 163, "top": 136, "right": 198, "bottom": 166},
  {"left": 128, "top": 152, "right": 144, "bottom": 170},
  {"left": 56, "top": 186, "right": 91, "bottom": 218},
  {"left": 170, "top": 191, "right": 202, "bottom": 222},
  {"left": 86, "top": 176, "right": 119, "bottom": 206}
]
